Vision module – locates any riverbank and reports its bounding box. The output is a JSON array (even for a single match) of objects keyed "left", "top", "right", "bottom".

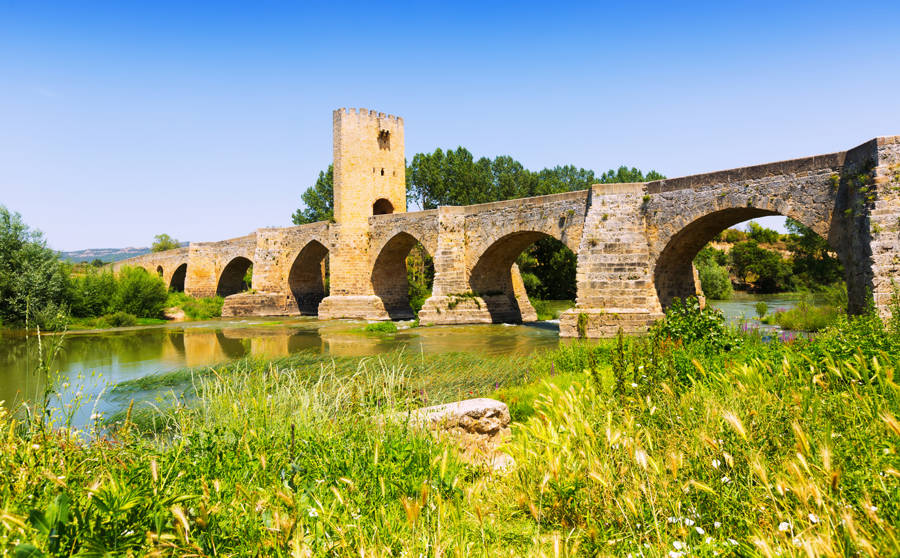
[{"left": 3, "top": 302, "right": 898, "bottom": 556}]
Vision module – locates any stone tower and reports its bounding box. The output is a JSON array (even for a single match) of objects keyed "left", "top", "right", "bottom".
[
  {"left": 333, "top": 108, "right": 406, "bottom": 223},
  {"left": 318, "top": 108, "right": 407, "bottom": 320}
]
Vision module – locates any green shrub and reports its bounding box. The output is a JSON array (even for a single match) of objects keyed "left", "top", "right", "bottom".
[
  {"left": 69, "top": 270, "right": 117, "bottom": 317},
  {"left": 166, "top": 292, "right": 224, "bottom": 321},
  {"left": 103, "top": 311, "right": 138, "bottom": 328},
  {"left": 697, "top": 261, "right": 733, "bottom": 300},
  {"left": 754, "top": 301, "right": 768, "bottom": 318},
  {"left": 364, "top": 321, "right": 398, "bottom": 333},
  {"left": 112, "top": 266, "right": 168, "bottom": 318},
  {"left": 652, "top": 296, "right": 734, "bottom": 349},
  {"left": 773, "top": 301, "right": 840, "bottom": 332}
]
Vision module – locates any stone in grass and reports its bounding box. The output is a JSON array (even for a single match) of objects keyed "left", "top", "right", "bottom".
[{"left": 405, "top": 398, "right": 515, "bottom": 472}]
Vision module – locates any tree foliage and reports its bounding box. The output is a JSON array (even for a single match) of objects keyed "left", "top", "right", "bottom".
[
  {"left": 729, "top": 240, "right": 793, "bottom": 292},
  {"left": 151, "top": 234, "right": 180, "bottom": 252},
  {"left": 785, "top": 217, "right": 843, "bottom": 288},
  {"left": 0, "top": 206, "right": 70, "bottom": 328},
  {"left": 292, "top": 165, "right": 334, "bottom": 224}
]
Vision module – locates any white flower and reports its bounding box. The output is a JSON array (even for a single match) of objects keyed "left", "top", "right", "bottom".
[
  {"left": 792, "top": 537, "right": 802, "bottom": 547},
  {"left": 631, "top": 382, "right": 638, "bottom": 388},
  {"left": 684, "top": 518, "right": 695, "bottom": 526},
  {"left": 867, "top": 504, "right": 878, "bottom": 512},
  {"left": 705, "top": 536, "right": 713, "bottom": 544},
  {"left": 669, "top": 552, "right": 684, "bottom": 558},
  {"left": 668, "top": 516, "right": 678, "bottom": 524},
  {"left": 695, "top": 526, "right": 705, "bottom": 535},
  {"left": 714, "top": 521, "right": 721, "bottom": 528},
  {"left": 31, "top": 444, "right": 40, "bottom": 450},
  {"left": 808, "top": 513, "right": 818, "bottom": 524},
  {"left": 778, "top": 521, "right": 790, "bottom": 532},
  {"left": 90, "top": 413, "right": 101, "bottom": 420},
  {"left": 720, "top": 475, "right": 731, "bottom": 484},
  {"left": 712, "top": 459, "right": 721, "bottom": 469},
  {"left": 672, "top": 541, "right": 685, "bottom": 550},
  {"left": 307, "top": 507, "right": 319, "bottom": 518},
  {"left": 728, "top": 538, "right": 739, "bottom": 546}
]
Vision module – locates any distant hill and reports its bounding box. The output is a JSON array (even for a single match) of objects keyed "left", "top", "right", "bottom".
[{"left": 59, "top": 243, "right": 188, "bottom": 263}]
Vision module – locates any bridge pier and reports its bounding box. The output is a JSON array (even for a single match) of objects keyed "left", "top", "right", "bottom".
[{"left": 559, "top": 184, "right": 664, "bottom": 337}]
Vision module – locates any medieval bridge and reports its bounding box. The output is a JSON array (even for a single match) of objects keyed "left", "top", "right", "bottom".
[{"left": 114, "top": 108, "right": 900, "bottom": 337}]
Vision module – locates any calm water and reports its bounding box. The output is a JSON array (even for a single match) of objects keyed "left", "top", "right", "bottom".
[
  {"left": 708, "top": 292, "right": 804, "bottom": 326},
  {"left": 0, "top": 317, "right": 561, "bottom": 427},
  {"left": 0, "top": 292, "right": 804, "bottom": 429}
]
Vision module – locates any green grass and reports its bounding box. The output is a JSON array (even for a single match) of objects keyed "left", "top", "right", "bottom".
[
  {"left": 773, "top": 301, "right": 841, "bottom": 331},
  {"left": 529, "top": 299, "right": 574, "bottom": 321},
  {"left": 363, "top": 321, "right": 398, "bottom": 333},
  {"left": 3, "top": 304, "right": 900, "bottom": 556},
  {"left": 166, "top": 292, "right": 224, "bottom": 321}
]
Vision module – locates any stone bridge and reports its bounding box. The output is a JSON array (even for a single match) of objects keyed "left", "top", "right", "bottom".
[{"left": 114, "top": 108, "right": 900, "bottom": 337}]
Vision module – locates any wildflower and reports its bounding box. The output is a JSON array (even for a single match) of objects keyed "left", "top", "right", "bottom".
[
  {"left": 808, "top": 513, "right": 818, "bottom": 524},
  {"left": 90, "top": 413, "right": 101, "bottom": 421},
  {"left": 728, "top": 538, "right": 739, "bottom": 546},
  {"left": 792, "top": 537, "right": 801, "bottom": 547},
  {"left": 631, "top": 382, "right": 638, "bottom": 388},
  {"left": 720, "top": 475, "right": 731, "bottom": 484},
  {"left": 712, "top": 459, "right": 721, "bottom": 469},
  {"left": 705, "top": 536, "right": 713, "bottom": 544},
  {"left": 695, "top": 526, "right": 705, "bottom": 535},
  {"left": 307, "top": 507, "right": 318, "bottom": 518},
  {"left": 669, "top": 552, "right": 684, "bottom": 558},
  {"left": 684, "top": 518, "right": 695, "bottom": 526},
  {"left": 867, "top": 504, "right": 878, "bottom": 512},
  {"left": 778, "top": 521, "right": 790, "bottom": 532},
  {"left": 668, "top": 516, "right": 678, "bottom": 524},
  {"left": 672, "top": 541, "right": 685, "bottom": 550},
  {"left": 714, "top": 521, "right": 721, "bottom": 528},
  {"left": 31, "top": 444, "right": 40, "bottom": 450}
]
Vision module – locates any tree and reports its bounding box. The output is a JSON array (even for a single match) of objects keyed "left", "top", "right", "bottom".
[
  {"left": 729, "top": 240, "right": 793, "bottom": 292},
  {"left": 152, "top": 234, "right": 180, "bottom": 252},
  {"left": 292, "top": 165, "right": 334, "bottom": 224},
  {"left": 598, "top": 166, "right": 665, "bottom": 184},
  {"left": 785, "top": 218, "right": 843, "bottom": 288},
  {"left": 0, "top": 206, "right": 70, "bottom": 328},
  {"left": 746, "top": 222, "right": 780, "bottom": 244}
]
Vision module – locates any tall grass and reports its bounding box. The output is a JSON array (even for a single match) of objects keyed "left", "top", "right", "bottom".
[{"left": 3, "top": 300, "right": 900, "bottom": 556}]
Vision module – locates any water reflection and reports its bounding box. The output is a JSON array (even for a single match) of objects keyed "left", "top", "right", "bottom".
[{"left": 0, "top": 317, "right": 560, "bottom": 425}]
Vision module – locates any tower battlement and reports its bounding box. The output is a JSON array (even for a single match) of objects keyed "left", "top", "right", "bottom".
[{"left": 335, "top": 107, "right": 403, "bottom": 124}]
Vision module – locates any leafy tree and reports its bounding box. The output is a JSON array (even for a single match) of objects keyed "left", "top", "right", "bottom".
[
  {"left": 69, "top": 271, "right": 118, "bottom": 317},
  {"left": 293, "top": 165, "right": 335, "bottom": 224},
  {"left": 694, "top": 246, "right": 733, "bottom": 300},
  {"left": 729, "top": 240, "right": 793, "bottom": 292},
  {"left": 598, "top": 166, "right": 665, "bottom": 184},
  {"left": 746, "top": 222, "right": 780, "bottom": 244},
  {"left": 90, "top": 258, "right": 106, "bottom": 267},
  {"left": 785, "top": 217, "right": 843, "bottom": 288},
  {"left": 152, "top": 234, "right": 180, "bottom": 252},
  {"left": 113, "top": 267, "right": 168, "bottom": 318},
  {"left": 0, "top": 206, "right": 70, "bottom": 328}
]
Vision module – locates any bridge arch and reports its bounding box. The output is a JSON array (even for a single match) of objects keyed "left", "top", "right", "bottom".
[
  {"left": 216, "top": 256, "right": 253, "bottom": 297},
  {"left": 371, "top": 231, "right": 432, "bottom": 319},
  {"left": 156, "top": 265, "right": 164, "bottom": 278},
  {"left": 170, "top": 263, "right": 187, "bottom": 292},
  {"left": 651, "top": 202, "right": 845, "bottom": 310},
  {"left": 469, "top": 230, "right": 575, "bottom": 323},
  {"left": 287, "top": 240, "right": 329, "bottom": 315}
]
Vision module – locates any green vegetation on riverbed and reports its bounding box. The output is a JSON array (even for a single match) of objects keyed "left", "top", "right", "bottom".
[{"left": 4, "top": 297, "right": 900, "bottom": 556}]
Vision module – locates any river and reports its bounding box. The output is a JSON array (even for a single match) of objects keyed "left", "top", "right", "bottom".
[{"left": 0, "top": 292, "right": 803, "bottom": 429}]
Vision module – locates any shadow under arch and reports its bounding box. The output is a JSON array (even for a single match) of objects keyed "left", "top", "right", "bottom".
[
  {"left": 469, "top": 230, "right": 563, "bottom": 323},
  {"left": 169, "top": 263, "right": 187, "bottom": 292},
  {"left": 156, "top": 265, "right": 164, "bottom": 277},
  {"left": 216, "top": 256, "right": 253, "bottom": 297},
  {"left": 371, "top": 231, "right": 432, "bottom": 320},
  {"left": 288, "top": 240, "right": 329, "bottom": 315},
  {"left": 653, "top": 207, "right": 844, "bottom": 310}
]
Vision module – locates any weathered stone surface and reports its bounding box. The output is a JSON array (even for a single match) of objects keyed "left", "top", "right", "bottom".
[
  {"left": 407, "top": 398, "right": 510, "bottom": 437},
  {"left": 113, "top": 108, "right": 900, "bottom": 336}
]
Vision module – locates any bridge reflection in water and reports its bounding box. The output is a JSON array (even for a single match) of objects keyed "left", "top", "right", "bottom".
[{"left": 0, "top": 318, "right": 561, "bottom": 424}]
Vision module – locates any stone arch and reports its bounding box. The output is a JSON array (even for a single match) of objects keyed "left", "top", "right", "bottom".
[
  {"left": 287, "top": 240, "right": 329, "bottom": 315},
  {"left": 156, "top": 265, "right": 164, "bottom": 278},
  {"left": 469, "top": 230, "right": 568, "bottom": 323},
  {"left": 216, "top": 256, "right": 253, "bottom": 297},
  {"left": 371, "top": 232, "right": 432, "bottom": 319},
  {"left": 170, "top": 263, "right": 187, "bottom": 292},
  {"left": 373, "top": 198, "right": 394, "bottom": 215},
  {"left": 651, "top": 205, "right": 844, "bottom": 310}
]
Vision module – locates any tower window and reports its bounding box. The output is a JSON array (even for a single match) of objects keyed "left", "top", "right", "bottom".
[
  {"left": 377, "top": 129, "right": 391, "bottom": 150},
  {"left": 380, "top": 168, "right": 385, "bottom": 176}
]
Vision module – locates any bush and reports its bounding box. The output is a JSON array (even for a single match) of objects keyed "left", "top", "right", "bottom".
[
  {"left": 112, "top": 267, "right": 168, "bottom": 318},
  {"left": 102, "top": 311, "right": 138, "bottom": 328},
  {"left": 652, "top": 296, "right": 735, "bottom": 350},
  {"left": 69, "top": 270, "right": 117, "bottom": 318},
  {"left": 167, "top": 292, "right": 224, "bottom": 321},
  {"left": 364, "top": 321, "right": 398, "bottom": 333},
  {"left": 697, "top": 262, "right": 733, "bottom": 300},
  {"left": 773, "top": 303, "right": 839, "bottom": 332}
]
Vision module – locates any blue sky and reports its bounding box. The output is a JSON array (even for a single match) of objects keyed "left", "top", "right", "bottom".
[{"left": 2, "top": 1, "right": 900, "bottom": 251}]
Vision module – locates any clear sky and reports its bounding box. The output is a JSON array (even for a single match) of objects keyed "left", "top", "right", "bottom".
[{"left": 2, "top": 1, "right": 900, "bottom": 251}]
